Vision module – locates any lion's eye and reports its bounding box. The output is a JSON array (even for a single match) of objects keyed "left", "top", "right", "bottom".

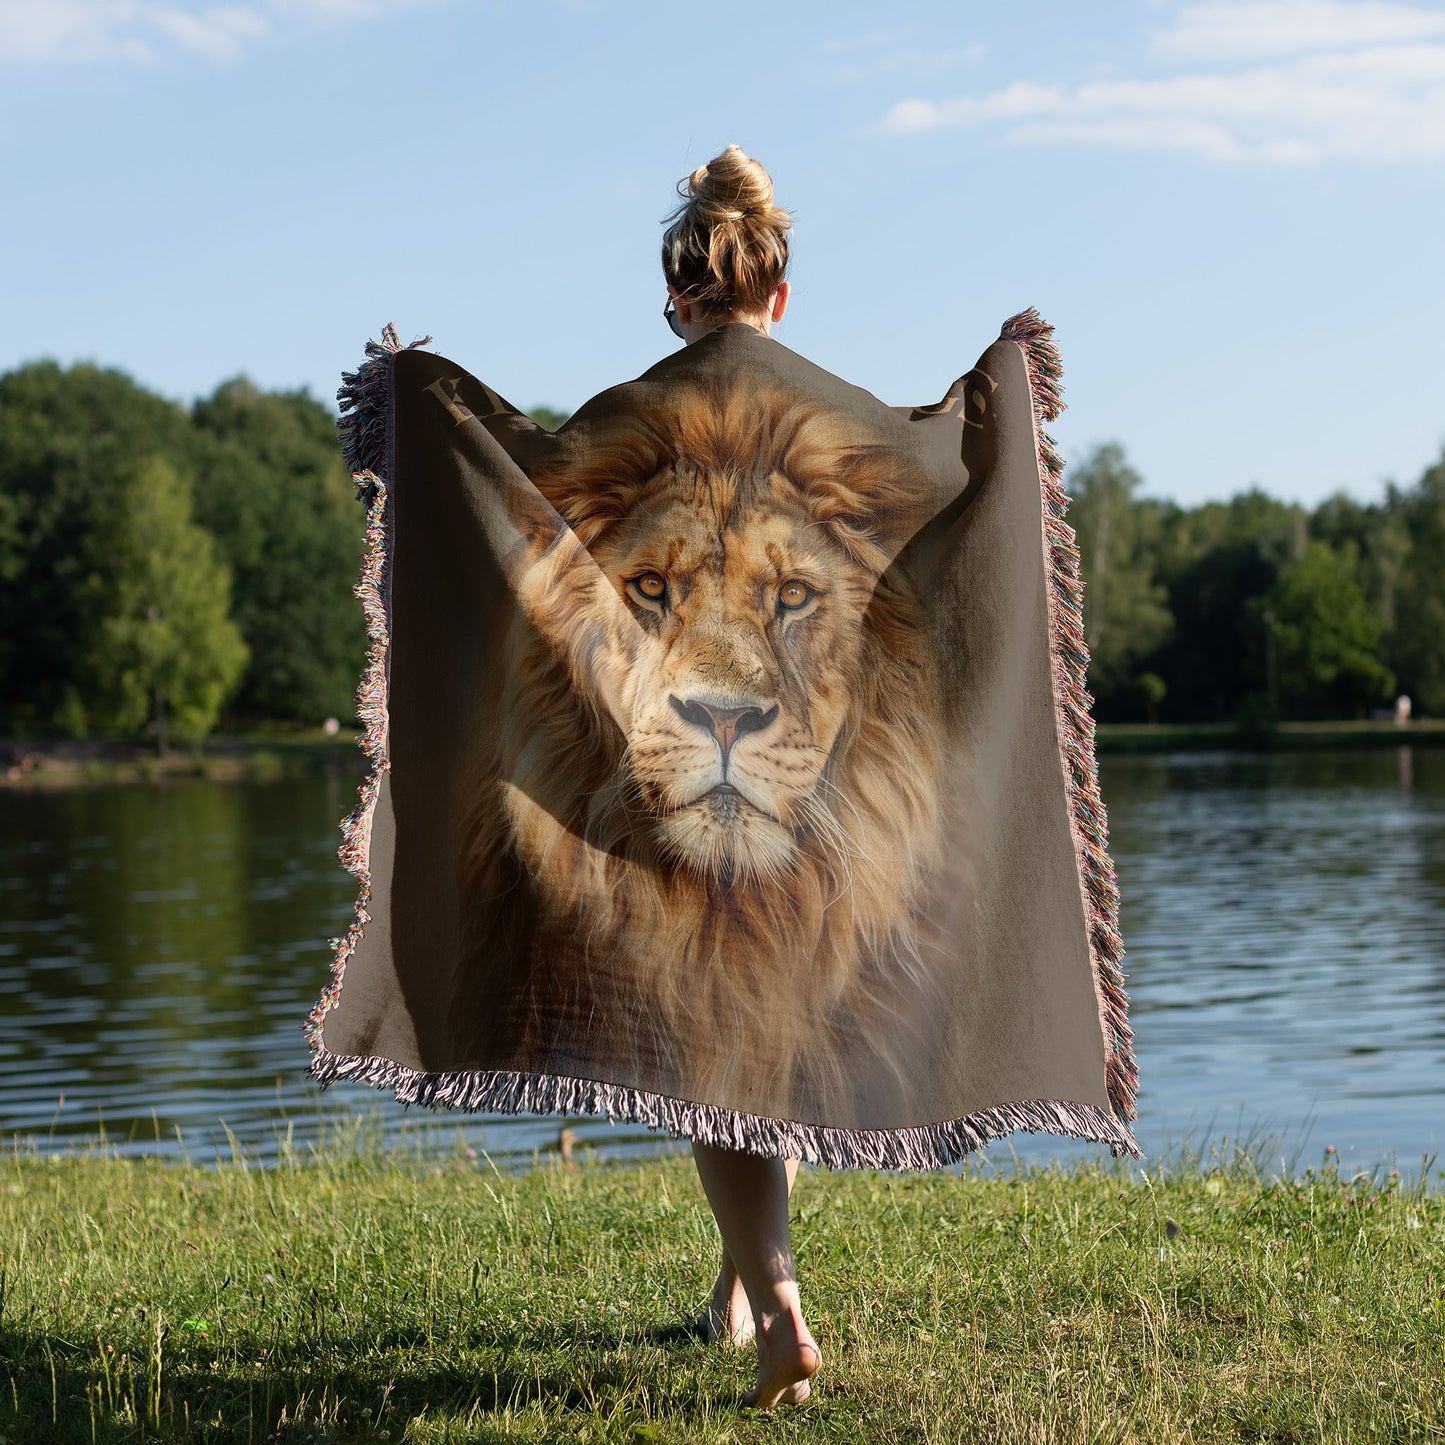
[
  {"left": 778, "top": 580, "right": 813, "bottom": 612},
  {"left": 630, "top": 572, "right": 668, "bottom": 605}
]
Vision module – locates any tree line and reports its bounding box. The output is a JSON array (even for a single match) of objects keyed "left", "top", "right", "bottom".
[
  {"left": 1, "top": 362, "right": 366, "bottom": 745},
  {"left": 1, "top": 360, "right": 1439, "bottom": 743},
  {"left": 1067, "top": 442, "right": 1440, "bottom": 725}
]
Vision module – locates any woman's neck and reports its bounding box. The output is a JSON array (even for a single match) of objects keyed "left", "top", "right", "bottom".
[{"left": 681, "top": 311, "right": 770, "bottom": 346}]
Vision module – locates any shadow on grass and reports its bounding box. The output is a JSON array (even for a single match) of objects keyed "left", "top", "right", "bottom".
[{"left": 0, "top": 1309, "right": 739, "bottom": 1443}]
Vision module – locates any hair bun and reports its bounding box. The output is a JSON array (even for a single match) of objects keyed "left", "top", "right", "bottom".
[
  {"left": 688, "top": 143, "right": 777, "bottom": 224},
  {"left": 662, "top": 145, "right": 792, "bottom": 318}
]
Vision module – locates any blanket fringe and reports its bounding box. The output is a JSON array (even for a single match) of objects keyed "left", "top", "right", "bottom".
[
  {"left": 301, "top": 472, "right": 390, "bottom": 1053},
  {"left": 336, "top": 323, "right": 432, "bottom": 501},
  {"left": 304, "top": 321, "right": 427, "bottom": 1054},
  {"left": 305, "top": 1049, "right": 1142, "bottom": 1170},
  {"left": 1001, "top": 307, "right": 1139, "bottom": 1130}
]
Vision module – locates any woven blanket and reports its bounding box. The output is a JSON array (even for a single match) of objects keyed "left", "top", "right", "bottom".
[{"left": 304, "top": 311, "right": 1140, "bottom": 1170}]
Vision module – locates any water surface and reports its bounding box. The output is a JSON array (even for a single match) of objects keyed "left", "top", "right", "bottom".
[{"left": 1, "top": 748, "right": 1440, "bottom": 1178}]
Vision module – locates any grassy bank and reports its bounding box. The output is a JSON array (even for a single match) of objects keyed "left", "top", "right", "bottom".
[{"left": 1, "top": 1138, "right": 1440, "bottom": 1443}]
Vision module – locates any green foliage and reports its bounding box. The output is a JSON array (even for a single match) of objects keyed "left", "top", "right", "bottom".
[
  {"left": 0, "top": 363, "right": 375, "bottom": 735},
  {"left": 1066, "top": 444, "right": 1174, "bottom": 699},
  {"left": 526, "top": 405, "right": 571, "bottom": 430},
  {"left": 1133, "top": 671, "right": 1167, "bottom": 704},
  {"left": 1389, "top": 451, "right": 1445, "bottom": 715},
  {"left": 1131, "top": 671, "right": 1167, "bottom": 725},
  {"left": 0, "top": 362, "right": 195, "bottom": 735},
  {"left": 190, "top": 378, "right": 366, "bottom": 724},
  {"left": 1258, "top": 539, "right": 1394, "bottom": 719},
  {"left": 1151, "top": 487, "right": 1310, "bottom": 725},
  {"left": 84, "top": 457, "right": 249, "bottom": 743},
  {"left": 1312, "top": 491, "right": 1412, "bottom": 622}
]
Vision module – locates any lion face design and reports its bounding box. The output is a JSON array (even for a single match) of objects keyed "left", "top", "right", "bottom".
[
  {"left": 583, "top": 467, "right": 882, "bottom": 883},
  {"left": 454, "top": 377, "right": 954, "bottom": 1118}
]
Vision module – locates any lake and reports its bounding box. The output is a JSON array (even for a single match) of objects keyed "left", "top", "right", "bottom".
[{"left": 1, "top": 748, "right": 1441, "bottom": 1180}]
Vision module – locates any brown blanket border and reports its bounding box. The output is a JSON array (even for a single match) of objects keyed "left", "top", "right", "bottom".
[
  {"left": 302, "top": 315, "right": 1141, "bottom": 1170},
  {"left": 1001, "top": 308, "right": 1139, "bottom": 1129}
]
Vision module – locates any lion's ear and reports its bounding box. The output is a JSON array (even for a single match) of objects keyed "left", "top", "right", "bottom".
[
  {"left": 500, "top": 475, "right": 567, "bottom": 553},
  {"left": 799, "top": 444, "right": 933, "bottom": 563},
  {"left": 462, "top": 469, "right": 569, "bottom": 591},
  {"left": 527, "top": 415, "right": 664, "bottom": 547},
  {"left": 532, "top": 469, "right": 643, "bottom": 545}
]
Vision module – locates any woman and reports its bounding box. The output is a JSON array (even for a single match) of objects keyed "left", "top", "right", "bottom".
[
  {"left": 315, "top": 136, "right": 1138, "bottom": 1419},
  {"left": 659, "top": 143, "right": 821, "bottom": 1411}
]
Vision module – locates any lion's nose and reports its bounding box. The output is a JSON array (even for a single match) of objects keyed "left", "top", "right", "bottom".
[{"left": 669, "top": 696, "right": 778, "bottom": 765}]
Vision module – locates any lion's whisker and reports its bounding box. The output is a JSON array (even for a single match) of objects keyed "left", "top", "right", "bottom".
[
  {"left": 809, "top": 775, "right": 888, "bottom": 875},
  {"left": 796, "top": 793, "right": 858, "bottom": 905}
]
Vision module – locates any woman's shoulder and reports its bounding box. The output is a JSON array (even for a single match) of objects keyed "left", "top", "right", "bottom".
[{"left": 617, "top": 325, "right": 900, "bottom": 431}]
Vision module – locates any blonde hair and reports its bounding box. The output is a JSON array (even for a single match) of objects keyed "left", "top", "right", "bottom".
[{"left": 661, "top": 144, "right": 792, "bottom": 318}]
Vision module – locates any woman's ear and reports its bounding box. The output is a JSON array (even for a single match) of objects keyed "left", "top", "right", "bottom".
[
  {"left": 667, "top": 283, "right": 696, "bottom": 327},
  {"left": 770, "top": 281, "right": 790, "bottom": 323}
]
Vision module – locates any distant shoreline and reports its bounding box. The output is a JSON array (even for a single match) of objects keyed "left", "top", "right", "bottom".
[
  {"left": 1, "top": 730, "right": 367, "bottom": 789},
  {"left": 1092, "top": 718, "right": 1444, "bottom": 754},
  {"left": 3, "top": 719, "right": 1441, "bottom": 789}
]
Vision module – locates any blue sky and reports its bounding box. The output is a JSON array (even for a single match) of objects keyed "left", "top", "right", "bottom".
[{"left": 2, "top": 0, "right": 1442, "bottom": 508}]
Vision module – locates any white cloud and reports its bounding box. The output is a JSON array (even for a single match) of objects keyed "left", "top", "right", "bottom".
[
  {"left": 0, "top": 0, "right": 424, "bottom": 65},
  {"left": 1156, "top": 0, "right": 1445, "bottom": 61},
  {"left": 875, "top": 0, "right": 1445, "bottom": 164}
]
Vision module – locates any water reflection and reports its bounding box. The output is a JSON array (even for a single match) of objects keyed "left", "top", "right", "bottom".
[
  {"left": 0, "top": 748, "right": 1441, "bottom": 1178},
  {"left": 1035, "top": 745, "right": 1445, "bottom": 1181}
]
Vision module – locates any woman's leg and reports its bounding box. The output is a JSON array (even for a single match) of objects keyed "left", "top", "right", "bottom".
[
  {"left": 690, "top": 1142, "right": 821, "bottom": 1407},
  {"left": 698, "top": 1157, "right": 799, "bottom": 1345}
]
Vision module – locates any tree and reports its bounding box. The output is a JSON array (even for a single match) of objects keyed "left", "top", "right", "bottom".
[
  {"left": 190, "top": 380, "right": 365, "bottom": 724},
  {"left": 1132, "top": 671, "right": 1167, "bottom": 726},
  {"left": 85, "top": 457, "right": 248, "bottom": 746},
  {"left": 1388, "top": 451, "right": 1445, "bottom": 716},
  {"left": 1148, "top": 486, "right": 1309, "bottom": 724},
  {"left": 1312, "top": 486, "right": 1410, "bottom": 680},
  {"left": 1065, "top": 444, "right": 1174, "bottom": 712},
  {"left": 0, "top": 362, "right": 195, "bottom": 734},
  {"left": 1256, "top": 539, "right": 1393, "bottom": 719}
]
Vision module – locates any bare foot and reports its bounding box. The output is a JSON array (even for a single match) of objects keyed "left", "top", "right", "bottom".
[
  {"left": 742, "top": 1302, "right": 821, "bottom": 1408},
  {"left": 696, "top": 1267, "right": 755, "bottom": 1346}
]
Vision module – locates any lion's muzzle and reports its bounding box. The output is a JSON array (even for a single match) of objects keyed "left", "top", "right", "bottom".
[{"left": 668, "top": 694, "right": 779, "bottom": 775}]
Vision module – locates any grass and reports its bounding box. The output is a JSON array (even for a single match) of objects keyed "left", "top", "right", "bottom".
[{"left": 0, "top": 1130, "right": 1441, "bottom": 1444}]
